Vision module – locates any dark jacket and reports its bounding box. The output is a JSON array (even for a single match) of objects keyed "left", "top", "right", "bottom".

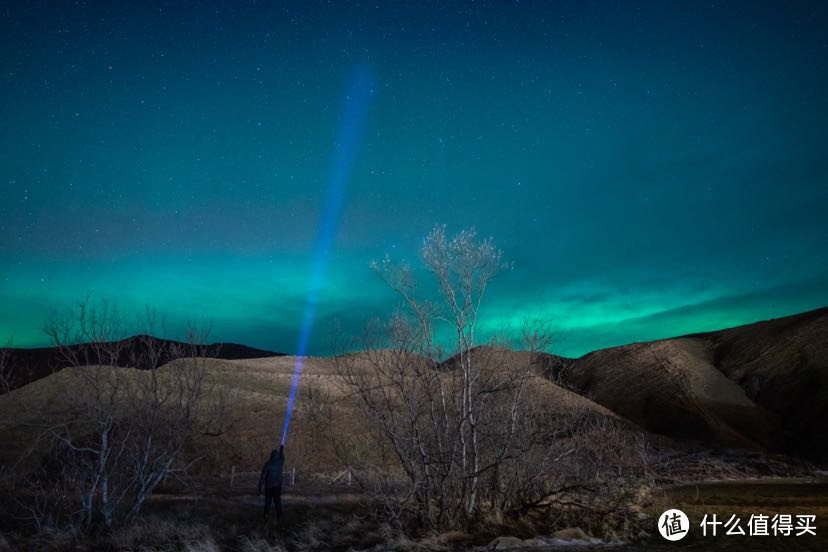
[{"left": 258, "top": 446, "right": 285, "bottom": 491}]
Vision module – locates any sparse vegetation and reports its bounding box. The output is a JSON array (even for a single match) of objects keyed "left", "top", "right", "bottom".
[
  {"left": 330, "top": 226, "right": 651, "bottom": 536},
  {"left": 0, "top": 230, "right": 824, "bottom": 550},
  {"left": 0, "top": 299, "right": 234, "bottom": 534}
]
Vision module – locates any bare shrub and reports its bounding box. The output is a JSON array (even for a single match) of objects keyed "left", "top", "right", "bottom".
[
  {"left": 330, "top": 225, "right": 650, "bottom": 535},
  {"left": 2, "top": 298, "right": 231, "bottom": 533}
]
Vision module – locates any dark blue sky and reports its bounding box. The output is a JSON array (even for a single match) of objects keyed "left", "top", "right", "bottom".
[{"left": 1, "top": 1, "right": 827, "bottom": 355}]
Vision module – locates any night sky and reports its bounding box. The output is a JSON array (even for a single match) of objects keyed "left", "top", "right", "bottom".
[{"left": 1, "top": 1, "right": 827, "bottom": 356}]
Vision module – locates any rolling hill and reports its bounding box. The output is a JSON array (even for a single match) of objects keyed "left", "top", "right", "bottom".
[
  {"left": 1, "top": 307, "right": 826, "bottom": 465},
  {"left": 557, "top": 306, "right": 828, "bottom": 458}
]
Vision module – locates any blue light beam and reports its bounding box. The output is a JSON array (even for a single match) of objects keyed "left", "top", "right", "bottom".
[{"left": 280, "top": 65, "right": 373, "bottom": 446}]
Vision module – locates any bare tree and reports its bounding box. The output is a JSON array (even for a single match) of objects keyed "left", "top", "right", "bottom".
[
  {"left": 4, "top": 298, "right": 229, "bottom": 532},
  {"left": 335, "top": 227, "right": 541, "bottom": 528},
  {"left": 332, "top": 226, "right": 650, "bottom": 533}
]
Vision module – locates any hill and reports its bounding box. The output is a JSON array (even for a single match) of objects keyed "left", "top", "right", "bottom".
[
  {"left": 559, "top": 306, "right": 828, "bottom": 458},
  {"left": 0, "top": 335, "right": 284, "bottom": 391},
  {"left": 2, "top": 306, "right": 825, "bottom": 467}
]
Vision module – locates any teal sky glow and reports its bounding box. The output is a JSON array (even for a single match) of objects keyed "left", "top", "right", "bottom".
[{"left": 1, "top": 1, "right": 827, "bottom": 356}]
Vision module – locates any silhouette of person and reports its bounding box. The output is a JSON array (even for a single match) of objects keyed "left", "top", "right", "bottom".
[{"left": 258, "top": 445, "right": 285, "bottom": 521}]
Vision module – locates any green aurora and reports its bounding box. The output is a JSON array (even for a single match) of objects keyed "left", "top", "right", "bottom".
[{"left": 1, "top": 1, "right": 827, "bottom": 356}]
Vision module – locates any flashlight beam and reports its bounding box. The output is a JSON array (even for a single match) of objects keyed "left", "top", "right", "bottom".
[{"left": 280, "top": 64, "right": 373, "bottom": 446}]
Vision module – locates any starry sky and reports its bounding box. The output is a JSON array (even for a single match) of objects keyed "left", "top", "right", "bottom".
[{"left": 1, "top": 1, "right": 827, "bottom": 356}]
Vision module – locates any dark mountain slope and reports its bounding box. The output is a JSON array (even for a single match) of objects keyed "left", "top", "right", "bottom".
[
  {"left": 690, "top": 306, "right": 828, "bottom": 457},
  {"left": 561, "top": 307, "right": 828, "bottom": 458}
]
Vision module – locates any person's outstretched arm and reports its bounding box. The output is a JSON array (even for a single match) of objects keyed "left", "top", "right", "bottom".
[{"left": 278, "top": 445, "right": 285, "bottom": 460}]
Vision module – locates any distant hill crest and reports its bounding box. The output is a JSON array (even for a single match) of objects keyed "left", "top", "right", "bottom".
[{"left": 0, "top": 335, "right": 284, "bottom": 391}]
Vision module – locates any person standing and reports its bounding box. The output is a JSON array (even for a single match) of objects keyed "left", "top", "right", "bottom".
[{"left": 258, "top": 445, "right": 285, "bottom": 521}]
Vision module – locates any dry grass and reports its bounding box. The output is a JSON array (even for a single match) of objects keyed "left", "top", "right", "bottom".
[
  {"left": 237, "top": 535, "right": 288, "bottom": 552},
  {"left": 1, "top": 333, "right": 821, "bottom": 551},
  {"left": 110, "top": 516, "right": 217, "bottom": 551},
  {"left": 0, "top": 350, "right": 637, "bottom": 486},
  {"left": 0, "top": 355, "right": 365, "bottom": 476}
]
